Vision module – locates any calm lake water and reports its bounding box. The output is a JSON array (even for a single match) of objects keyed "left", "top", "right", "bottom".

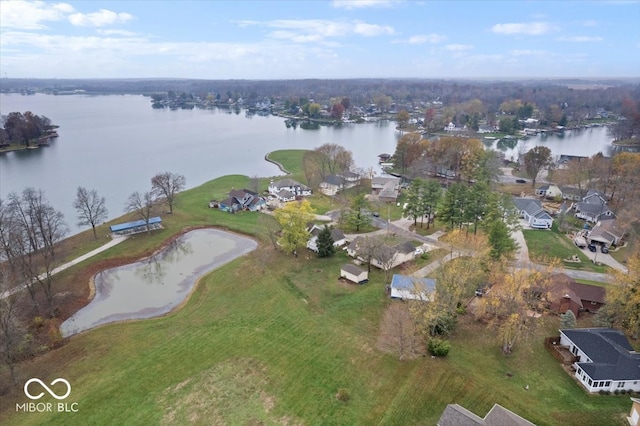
[
  {"left": 60, "top": 228, "right": 257, "bottom": 337},
  {"left": 0, "top": 93, "right": 615, "bottom": 234}
]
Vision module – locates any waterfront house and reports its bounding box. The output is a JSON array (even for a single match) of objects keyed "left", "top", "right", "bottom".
[
  {"left": 218, "top": 188, "right": 266, "bottom": 212},
  {"left": 372, "top": 177, "right": 400, "bottom": 202},
  {"left": 268, "top": 179, "right": 312, "bottom": 201}
]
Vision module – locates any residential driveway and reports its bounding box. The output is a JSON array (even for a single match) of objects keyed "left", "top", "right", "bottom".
[
  {"left": 512, "top": 226, "right": 531, "bottom": 265},
  {"left": 577, "top": 247, "right": 628, "bottom": 273}
]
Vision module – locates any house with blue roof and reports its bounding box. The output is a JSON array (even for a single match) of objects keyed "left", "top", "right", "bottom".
[
  {"left": 559, "top": 328, "right": 640, "bottom": 393},
  {"left": 390, "top": 274, "right": 436, "bottom": 301}
]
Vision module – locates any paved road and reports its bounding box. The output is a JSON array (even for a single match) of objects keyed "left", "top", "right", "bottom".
[{"left": 1, "top": 236, "right": 129, "bottom": 299}]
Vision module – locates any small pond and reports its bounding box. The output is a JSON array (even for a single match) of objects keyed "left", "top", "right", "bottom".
[{"left": 60, "top": 228, "right": 257, "bottom": 337}]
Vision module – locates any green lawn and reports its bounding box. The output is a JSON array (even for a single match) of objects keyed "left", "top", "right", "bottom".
[
  {"left": 0, "top": 166, "right": 630, "bottom": 425},
  {"left": 523, "top": 225, "right": 608, "bottom": 273}
]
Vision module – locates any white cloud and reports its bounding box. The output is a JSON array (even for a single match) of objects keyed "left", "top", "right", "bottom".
[
  {"left": 68, "top": 9, "right": 134, "bottom": 27},
  {"left": 238, "top": 19, "right": 394, "bottom": 43},
  {"left": 445, "top": 44, "right": 473, "bottom": 51},
  {"left": 558, "top": 36, "right": 603, "bottom": 42},
  {"left": 97, "top": 29, "right": 139, "bottom": 37},
  {"left": 491, "top": 22, "right": 554, "bottom": 35},
  {"left": 509, "top": 49, "right": 549, "bottom": 56},
  {"left": 0, "top": 0, "right": 74, "bottom": 30},
  {"left": 393, "top": 34, "right": 447, "bottom": 44},
  {"left": 331, "top": 0, "right": 400, "bottom": 9}
]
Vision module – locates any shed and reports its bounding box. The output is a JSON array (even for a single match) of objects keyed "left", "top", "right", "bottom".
[
  {"left": 390, "top": 274, "right": 436, "bottom": 301},
  {"left": 109, "top": 217, "right": 162, "bottom": 236},
  {"left": 340, "top": 264, "right": 368, "bottom": 284}
]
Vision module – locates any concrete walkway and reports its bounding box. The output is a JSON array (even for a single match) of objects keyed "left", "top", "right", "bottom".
[{"left": 1, "top": 236, "right": 129, "bottom": 299}]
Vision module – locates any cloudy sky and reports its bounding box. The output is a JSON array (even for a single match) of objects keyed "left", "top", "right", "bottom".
[{"left": 1, "top": 0, "right": 639, "bottom": 79}]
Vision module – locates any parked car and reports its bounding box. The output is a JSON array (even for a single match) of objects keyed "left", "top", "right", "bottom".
[
  {"left": 601, "top": 245, "right": 609, "bottom": 254},
  {"left": 588, "top": 243, "right": 597, "bottom": 252},
  {"left": 372, "top": 211, "right": 380, "bottom": 217},
  {"left": 475, "top": 288, "right": 484, "bottom": 297},
  {"left": 515, "top": 179, "right": 527, "bottom": 184}
]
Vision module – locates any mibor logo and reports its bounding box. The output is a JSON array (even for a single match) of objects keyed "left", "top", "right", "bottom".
[
  {"left": 17, "top": 378, "right": 78, "bottom": 413},
  {"left": 24, "top": 378, "right": 72, "bottom": 400}
]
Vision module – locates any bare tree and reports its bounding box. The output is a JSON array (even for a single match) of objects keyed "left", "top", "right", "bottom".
[
  {"left": 377, "top": 303, "right": 424, "bottom": 360},
  {"left": 151, "top": 172, "right": 186, "bottom": 214},
  {"left": 0, "top": 269, "right": 26, "bottom": 384},
  {"left": 125, "top": 191, "right": 155, "bottom": 234},
  {"left": 3, "top": 188, "right": 68, "bottom": 314},
  {"left": 73, "top": 187, "right": 108, "bottom": 240}
]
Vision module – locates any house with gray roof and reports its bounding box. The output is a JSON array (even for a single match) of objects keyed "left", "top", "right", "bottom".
[
  {"left": 512, "top": 197, "right": 553, "bottom": 229},
  {"left": 559, "top": 328, "right": 640, "bottom": 393},
  {"left": 437, "top": 403, "right": 536, "bottom": 426},
  {"left": 372, "top": 176, "right": 400, "bottom": 202},
  {"left": 346, "top": 237, "right": 415, "bottom": 270},
  {"left": 306, "top": 224, "right": 346, "bottom": 252},
  {"left": 268, "top": 179, "right": 311, "bottom": 202},
  {"left": 574, "top": 190, "right": 614, "bottom": 223},
  {"left": 587, "top": 218, "right": 624, "bottom": 247}
]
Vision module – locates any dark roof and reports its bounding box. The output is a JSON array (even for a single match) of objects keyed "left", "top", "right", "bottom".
[
  {"left": 438, "top": 404, "right": 483, "bottom": 425},
  {"left": 395, "top": 241, "right": 416, "bottom": 254},
  {"left": 324, "top": 175, "right": 346, "bottom": 186},
  {"left": 341, "top": 263, "right": 366, "bottom": 276},
  {"left": 512, "top": 197, "right": 543, "bottom": 216},
  {"left": 272, "top": 179, "right": 309, "bottom": 190},
  {"left": 331, "top": 228, "right": 345, "bottom": 241},
  {"left": 548, "top": 274, "right": 606, "bottom": 305},
  {"left": 110, "top": 216, "right": 162, "bottom": 232},
  {"left": 438, "top": 404, "right": 536, "bottom": 426},
  {"left": 561, "top": 328, "right": 640, "bottom": 381}
]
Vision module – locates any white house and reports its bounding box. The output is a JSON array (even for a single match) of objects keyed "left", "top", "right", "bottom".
[
  {"left": 390, "top": 274, "right": 436, "bottom": 301},
  {"left": 535, "top": 184, "right": 562, "bottom": 199},
  {"left": 340, "top": 264, "right": 368, "bottom": 284},
  {"left": 306, "top": 224, "right": 346, "bottom": 252},
  {"left": 268, "top": 179, "right": 312, "bottom": 202},
  {"left": 512, "top": 197, "right": 553, "bottom": 229},
  {"left": 346, "top": 238, "right": 415, "bottom": 271},
  {"left": 559, "top": 328, "right": 640, "bottom": 393},
  {"left": 319, "top": 172, "right": 361, "bottom": 196}
]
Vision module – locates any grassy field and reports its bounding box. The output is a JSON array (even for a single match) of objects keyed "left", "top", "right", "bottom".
[
  {"left": 523, "top": 224, "right": 608, "bottom": 273},
  {"left": 0, "top": 150, "right": 631, "bottom": 425}
]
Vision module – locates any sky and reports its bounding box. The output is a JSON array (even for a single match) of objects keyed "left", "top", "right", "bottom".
[{"left": 1, "top": 0, "right": 639, "bottom": 80}]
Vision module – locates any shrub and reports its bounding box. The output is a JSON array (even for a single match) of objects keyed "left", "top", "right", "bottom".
[
  {"left": 614, "top": 389, "right": 619, "bottom": 395},
  {"left": 620, "top": 389, "right": 627, "bottom": 395},
  {"left": 48, "top": 325, "right": 63, "bottom": 349},
  {"left": 456, "top": 306, "right": 467, "bottom": 315},
  {"left": 599, "top": 390, "right": 606, "bottom": 395},
  {"left": 32, "top": 316, "right": 44, "bottom": 329},
  {"left": 428, "top": 338, "right": 451, "bottom": 357},
  {"left": 335, "top": 388, "right": 350, "bottom": 403}
]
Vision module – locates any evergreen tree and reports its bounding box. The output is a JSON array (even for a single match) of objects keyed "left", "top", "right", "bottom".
[
  {"left": 317, "top": 225, "right": 335, "bottom": 258},
  {"left": 487, "top": 219, "right": 518, "bottom": 260},
  {"left": 560, "top": 310, "right": 577, "bottom": 329}
]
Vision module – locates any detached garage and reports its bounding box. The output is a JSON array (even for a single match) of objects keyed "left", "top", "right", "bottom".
[{"left": 340, "top": 264, "right": 368, "bottom": 284}]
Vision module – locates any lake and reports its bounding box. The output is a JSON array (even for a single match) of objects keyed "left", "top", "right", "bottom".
[
  {"left": 59, "top": 228, "right": 257, "bottom": 337},
  {"left": 0, "top": 93, "right": 615, "bottom": 234}
]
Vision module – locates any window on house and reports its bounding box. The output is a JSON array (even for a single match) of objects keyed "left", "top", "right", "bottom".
[
  {"left": 588, "top": 378, "right": 593, "bottom": 386},
  {"left": 618, "top": 382, "right": 625, "bottom": 388},
  {"left": 591, "top": 301, "right": 597, "bottom": 305},
  {"left": 605, "top": 381, "right": 611, "bottom": 387}
]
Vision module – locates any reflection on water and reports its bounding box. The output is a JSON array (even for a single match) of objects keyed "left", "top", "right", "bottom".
[{"left": 60, "top": 229, "right": 257, "bottom": 337}]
